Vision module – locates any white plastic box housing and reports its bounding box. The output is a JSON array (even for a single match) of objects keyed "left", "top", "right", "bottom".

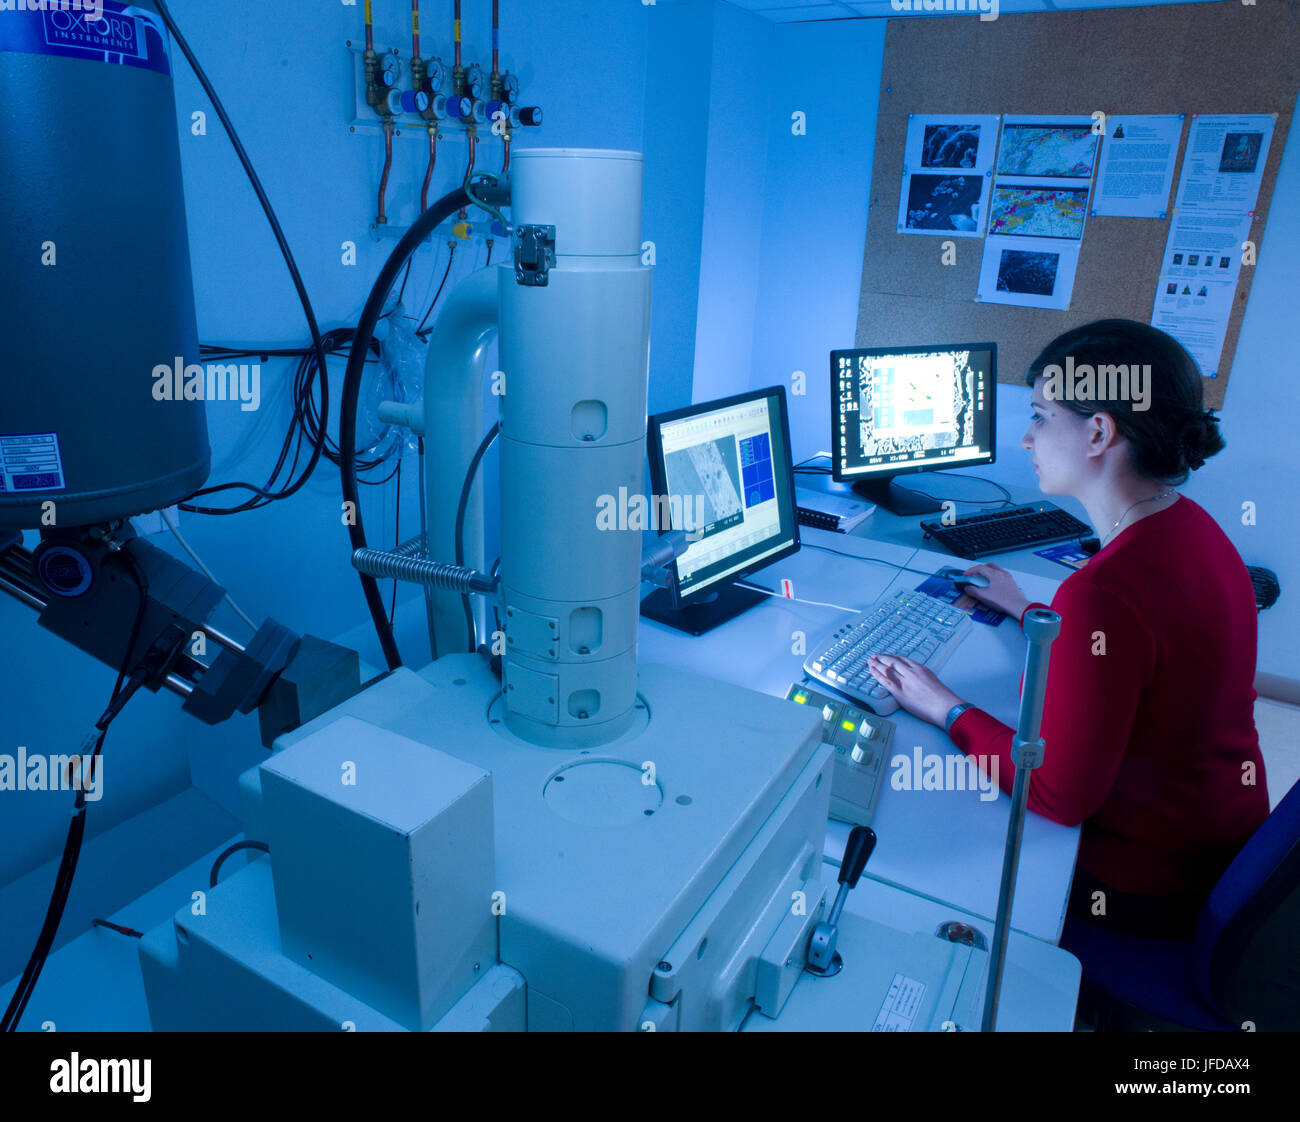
[{"left": 259, "top": 715, "right": 496, "bottom": 1031}]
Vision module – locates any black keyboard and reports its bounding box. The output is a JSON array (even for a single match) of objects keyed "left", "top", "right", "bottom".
[{"left": 920, "top": 502, "right": 1092, "bottom": 559}]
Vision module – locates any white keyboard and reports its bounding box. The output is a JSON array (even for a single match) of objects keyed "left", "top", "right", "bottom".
[{"left": 803, "top": 590, "right": 973, "bottom": 715}]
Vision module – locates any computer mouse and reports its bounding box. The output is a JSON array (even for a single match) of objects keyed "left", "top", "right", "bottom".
[{"left": 938, "top": 566, "right": 990, "bottom": 589}]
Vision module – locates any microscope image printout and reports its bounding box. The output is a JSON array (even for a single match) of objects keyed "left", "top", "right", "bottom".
[
  {"left": 976, "top": 235, "right": 1081, "bottom": 311},
  {"left": 987, "top": 184, "right": 1088, "bottom": 240},
  {"left": 995, "top": 119, "right": 1099, "bottom": 180},
  {"left": 978, "top": 115, "right": 1098, "bottom": 309},
  {"left": 897, "top": 114, "right": 1000, "bottom": 237}
]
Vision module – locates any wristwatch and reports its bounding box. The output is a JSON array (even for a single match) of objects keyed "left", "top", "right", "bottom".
[{"left": 944, "top": 702, "right": 973, "bottom": 732}]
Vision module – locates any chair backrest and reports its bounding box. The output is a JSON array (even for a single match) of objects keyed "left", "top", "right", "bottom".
[{"left": 1194, "top": 778, "right": 1300, "bottom": 1031}]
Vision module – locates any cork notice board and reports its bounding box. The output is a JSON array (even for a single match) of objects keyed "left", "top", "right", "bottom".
[{"left": 857, "top": 1, "right": 1299, "bottom": 409}]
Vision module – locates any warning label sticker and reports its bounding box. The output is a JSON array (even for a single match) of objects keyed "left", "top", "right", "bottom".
[
  {"left": 872, "top": 972, "right": 927, "bottom": 1032},
  {"left": 0, "top": 433, "right": 67, "bottom": 493}
]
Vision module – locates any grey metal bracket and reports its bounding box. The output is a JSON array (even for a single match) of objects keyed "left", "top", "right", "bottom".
[{"left": 514, "top": 224, "right": 555, "bottom": 286}]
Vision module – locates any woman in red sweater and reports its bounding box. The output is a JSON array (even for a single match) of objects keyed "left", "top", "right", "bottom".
[{"left": 866, "top": 319, "right": 1269, "bottom": 936}]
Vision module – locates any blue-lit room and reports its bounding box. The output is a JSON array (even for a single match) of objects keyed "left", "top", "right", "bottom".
[{"left": 1, "top": 0, "right": 1297, "bottom": 1064}]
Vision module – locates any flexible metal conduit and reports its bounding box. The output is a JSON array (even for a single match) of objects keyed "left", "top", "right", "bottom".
[{"left": 351, "top": 547, "right": 496, "bottom": 593}]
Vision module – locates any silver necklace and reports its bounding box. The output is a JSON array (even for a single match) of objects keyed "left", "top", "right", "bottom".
[{"left": 1101, "top": 487, "right": 1175, "bottom": 547}]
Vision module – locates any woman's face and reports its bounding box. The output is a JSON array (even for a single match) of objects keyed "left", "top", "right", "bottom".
[{"left": 1022, "top": 378, "right": 1092, "bottom": 495}]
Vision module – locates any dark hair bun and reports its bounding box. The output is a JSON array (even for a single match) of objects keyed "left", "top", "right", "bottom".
[{"left": 1176, "top": 409, "right": 1224, "bottom": 472}]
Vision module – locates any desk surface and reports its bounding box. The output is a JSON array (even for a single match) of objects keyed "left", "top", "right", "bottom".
[{"left": 641, "top": 472, "right": 1086, "bottom": 944}]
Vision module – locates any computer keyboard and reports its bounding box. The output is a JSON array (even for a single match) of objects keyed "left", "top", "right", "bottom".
[
  {"left": 920, "top": 501, "right": 1092, "bottom": 559},
  {"left": 803, "top": 590, "right": 972, "bottom": 716}
]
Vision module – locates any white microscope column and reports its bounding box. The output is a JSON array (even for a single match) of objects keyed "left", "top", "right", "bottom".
[{"left": 497, "top": 150, "right": 652, "bottom": 748}]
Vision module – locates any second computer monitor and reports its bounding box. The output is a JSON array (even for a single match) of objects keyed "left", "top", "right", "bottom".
[
  {"left": 641, "top": 385, "right": 799, "bottom": 635},
  {"left": 831, "top": 343, "right": 996, "bottom": 515}
]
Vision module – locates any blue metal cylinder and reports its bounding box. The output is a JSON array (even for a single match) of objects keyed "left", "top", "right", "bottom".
[{"left": 0, "top": 0, "right": 210, "bottom": 530}]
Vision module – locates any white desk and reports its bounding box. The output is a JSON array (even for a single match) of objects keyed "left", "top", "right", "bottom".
[{"left": 641, "top": 480, "right": 1085, "bottom": 945}]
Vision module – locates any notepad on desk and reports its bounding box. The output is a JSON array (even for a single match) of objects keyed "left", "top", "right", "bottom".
[{"left": 795, "top": 488, "right": 876, "bottom": 534}]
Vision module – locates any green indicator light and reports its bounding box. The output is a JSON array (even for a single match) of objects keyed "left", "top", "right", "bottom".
[{"left": 841, "top": 720, "right": 855, "bottom": 731}]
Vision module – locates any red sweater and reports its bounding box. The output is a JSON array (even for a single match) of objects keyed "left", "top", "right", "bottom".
[{"left": 950, "top": 496, "right": 1268, "bottom": 899}]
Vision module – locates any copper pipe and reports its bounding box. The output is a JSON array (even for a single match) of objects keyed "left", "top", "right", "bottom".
[
  {"left": 412, "top": 0, "right": 420, "bottom": 58},
  {"left": 503, "top": 128, "right": 511, "bottom": 173},
  {"left": 421, "top": 128, "right": 438, "bottom": 212},
  {"left": 364, "top": 0, "right": 373, "bottom": 51},
  {"left": 377, "top": 119, "right": 394, "bottom": 224},
  {"left": 459, "top": 128, "right": 477, "bottom": 220},
  {"left": 454, "top": 0, "right": 462, "bottom": 67},
  {"left": 492, "top": 0, "right": 500, "bottom": 74}
]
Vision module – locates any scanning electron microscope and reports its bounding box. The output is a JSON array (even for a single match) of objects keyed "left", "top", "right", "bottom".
[
  {"left": 0, "top": 67, "right": 1067, "bottom": 1025},
  {"left": 130, "top": 150, "right": 1067, "bottom": 1032}
]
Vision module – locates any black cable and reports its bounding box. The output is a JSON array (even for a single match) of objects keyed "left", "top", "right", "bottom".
[
  {"left": 209, "top": 840, "right": 270, "bottom": 888},
  {"left": 890, "top": 471, "right": 1016, "bottom": 508},
  {"left": 1, "top": 808, "right": 87, "bottom": 1033},
  {"left": 416, "top": 245, "right": 458, "bottom": 338},
  {"left": 490, "top": 556, "right": 503, "bottom": 654},
  {"left": 389, "top": 456, "right": 402, "bottom": 627},
  {"left": 802, "top": 541, "right": 939, "bottom": 580},
  {"left": 297, "top": 330, "right": 388, "bottom": 475},
  {"left": 341, "top": 187, "right": 472, "bottom": 671},
  {"left": 455, "top": 422, "right": 501, "bottom": 653},
  {"left": 389, "top": 260, "right": 413, "bottom": 314},
  {"left": 2, "top": 548, "right": 150, "bottom": 1032},
  {"left": 156, "top": 0, "right": 332, "bottom": 514},
  {"left": 92, "top": 919, "right": 144, "bottom": 939},
  {"left": 1248, "top": 566, "right": 1280, "bottom": 612}
]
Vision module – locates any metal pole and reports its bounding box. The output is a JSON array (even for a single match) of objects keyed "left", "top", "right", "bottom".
[{"left": 981, "top": 607, "right": 1061, "bottom": 1032}]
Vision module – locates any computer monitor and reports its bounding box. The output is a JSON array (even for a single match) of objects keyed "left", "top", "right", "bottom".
[
  {"left": 640, "top": 385, "right": 800, "bottom": 635},
  {"left": 830, "top": 343, "right": 996, "bottom": 515}
]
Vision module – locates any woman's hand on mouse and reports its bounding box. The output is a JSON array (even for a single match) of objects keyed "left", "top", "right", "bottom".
[
  {"left": 959, "top": 562, "right": 1030, "bottom": 620},
  {"left": 866, "top": 654, "right": 963, "bottom": 727}
]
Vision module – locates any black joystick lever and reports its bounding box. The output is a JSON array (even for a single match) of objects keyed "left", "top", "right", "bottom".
[{"left": 805, "top": 825, "right": 877, "bottom": 977}]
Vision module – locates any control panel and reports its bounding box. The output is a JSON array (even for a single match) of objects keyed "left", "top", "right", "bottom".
[{"left": 786, "top": 682, "right": 895, "bottom": 827}]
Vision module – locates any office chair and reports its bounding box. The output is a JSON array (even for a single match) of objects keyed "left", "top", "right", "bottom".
[{"left": 1061, "top": 778, "right": 1300, "bottom": 1032}]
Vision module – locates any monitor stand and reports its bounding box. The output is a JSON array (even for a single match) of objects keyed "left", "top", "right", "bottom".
[
  {"left": 640, "top": 582, "right": 768, "bottom": 636},
  {"left": 850, "top": 476, "right": 945, "bottom": 517}
]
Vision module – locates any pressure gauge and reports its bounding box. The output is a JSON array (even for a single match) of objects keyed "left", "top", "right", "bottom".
[
  {"left": 466, "top": 64, "right": 484, "bottom": 99},
  {"left": 426, "top": 57, "right": 445, "bottom": 93},
  {"left": 380, "top": 53, "right": 400, "bottom": 88},
  {"left": 504, "top": 72, "right": 520, "bottom": 101}
]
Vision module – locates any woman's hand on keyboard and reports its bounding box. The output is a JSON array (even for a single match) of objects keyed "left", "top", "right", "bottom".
[
  {"left": 960, "top": 562, "right": 1030, "bottom": 621},
  {"left": 866, "top": 654, "right": 963, "bottom": 727}
]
